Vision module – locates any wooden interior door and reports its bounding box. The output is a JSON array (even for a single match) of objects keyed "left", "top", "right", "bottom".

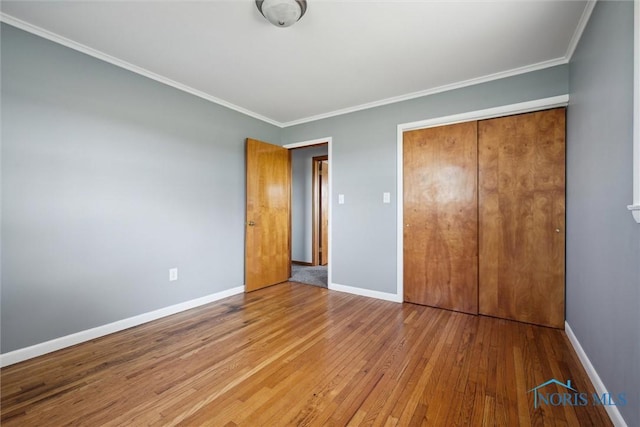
[
  {"left": 320, "top": 160, "right": 329, "bottom": 266},
  {"left": 245, "top": 138, "right": 291, "bottom": 292},
  {"left": 403, "top": 121, "right": 478, "bottom": 314},
  {"left": 478, "top": 108, "right": 566, "bottom": 328}
]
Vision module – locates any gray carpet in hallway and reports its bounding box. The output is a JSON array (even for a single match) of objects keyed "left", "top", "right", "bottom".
[{"left": 290, "top": 264, "right": 328, "bottom": 288}]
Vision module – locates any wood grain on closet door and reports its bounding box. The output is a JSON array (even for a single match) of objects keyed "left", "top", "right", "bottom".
[
  {"left": 403, "top": 121, "right": 478, "bottom": 314},
  {"left": 478, "top": 108, "right": 565, "bottom": 328}
]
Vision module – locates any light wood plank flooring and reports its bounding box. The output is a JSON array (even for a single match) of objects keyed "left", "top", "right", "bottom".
[{"left": 1, "top": 282, "right": 611, "bottom": 426}]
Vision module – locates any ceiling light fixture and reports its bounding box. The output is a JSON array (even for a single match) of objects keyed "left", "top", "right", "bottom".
[{"left": 256, "top": 0, "right": 307, "bottom": 28}]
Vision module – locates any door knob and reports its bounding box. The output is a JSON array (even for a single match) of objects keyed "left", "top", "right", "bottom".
[
  {"left": 248, "top": 221, "right": 256, "bottom": 226},
  {"left": 555, "top": 228, "right": 560, "bottom": 233}
]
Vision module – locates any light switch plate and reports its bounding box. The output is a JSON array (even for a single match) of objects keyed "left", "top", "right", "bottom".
[
  {"left": 338, "top": 194, "right": 345, "bottom": 204},
  {"left": 383, "top": 192, "right": 391, "bottom": 203},
  {"left": 169, "top": 268, "right": 178, "bottom": 282}
]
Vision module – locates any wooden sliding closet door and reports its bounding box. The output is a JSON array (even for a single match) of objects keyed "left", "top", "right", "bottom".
[
  {"left": 478, "top": 108, "right": 566, "bottom": 328},
  {"left": 404, "top": 121, "right": 478, "bottom": 314}
]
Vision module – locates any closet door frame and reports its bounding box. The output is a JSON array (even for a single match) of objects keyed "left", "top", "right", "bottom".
[{"left": 395, "top": 95, "right": 569, "bottom": 303}]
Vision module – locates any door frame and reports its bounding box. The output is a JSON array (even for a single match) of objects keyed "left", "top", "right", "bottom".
[
  {"left": 284, "top": 137, "right": 333, "bottom": 286},
  {"left": 312, "top": 155, "right": 329, "bottom": 266},
  {"left": 396, "top": 95, "right": 569, "bottom": 302}
]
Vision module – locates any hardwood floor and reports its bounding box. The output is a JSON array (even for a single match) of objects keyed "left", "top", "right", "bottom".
[{"left": 1, "top": 283, "right": 611, "bottom": 426}]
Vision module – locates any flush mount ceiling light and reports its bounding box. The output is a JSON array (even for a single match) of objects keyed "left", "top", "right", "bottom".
[{"left": 256, "top": 0, "right": 307, "bottom": 28}]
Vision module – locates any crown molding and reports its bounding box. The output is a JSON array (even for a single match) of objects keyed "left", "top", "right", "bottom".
[
  {"left": 281, "top": 57, "right": 568, "bottom": 127},
  {"left": 279, "top": 0, "right": 597, "bottom": 127},
  {"left": 0, "top": 13, "right": 282, "bottom": 127},
  {"left": 565, "top": 1, "right": 598, "bottom": 61},
  {"left": 2, "top": 3, "right": 597, "bottom": 130}
]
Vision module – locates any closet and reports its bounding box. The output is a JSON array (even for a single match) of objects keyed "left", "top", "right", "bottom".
[
  {"left": 403, "top": 121, "right": 479, "bottom": 315},
  {"left": 403, "top": 108, "right": 565, "bottom": 328}
]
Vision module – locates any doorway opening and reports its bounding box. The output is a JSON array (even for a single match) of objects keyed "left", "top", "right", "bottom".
[{"left": 288, "top": 141, "right": 330, "bottom": 288}]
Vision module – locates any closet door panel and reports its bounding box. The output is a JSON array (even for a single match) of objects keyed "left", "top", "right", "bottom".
[
  {"left": 403, "top": 121, "right": 478, "bottom": 314},
  {"left": 478, "top": 108, "right": 565, "bottom": 328}
]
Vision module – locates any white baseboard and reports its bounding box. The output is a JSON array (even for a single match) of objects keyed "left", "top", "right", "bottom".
[
  {"left": 564, "top": 321, "right": 628, "bottom": 427},
  {"left": 329, "top": 283, "right": 402, "bottom": 303},
  {"left": 0, "top": 286, "right": 245, "bottom": 368}
]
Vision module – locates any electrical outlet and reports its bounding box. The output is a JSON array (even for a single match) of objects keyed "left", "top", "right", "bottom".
[{"left": 169, "top": 268, "right": 178, "bottom": 282}]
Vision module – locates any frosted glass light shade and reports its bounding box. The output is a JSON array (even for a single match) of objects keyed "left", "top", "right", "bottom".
[{"left": 256, "top": 0, "right": 307, "bottom": 28}]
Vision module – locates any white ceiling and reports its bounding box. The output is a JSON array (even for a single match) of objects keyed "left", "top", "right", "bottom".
[{"left": 1, "top": 0, "right": 591, "bottom": 127}]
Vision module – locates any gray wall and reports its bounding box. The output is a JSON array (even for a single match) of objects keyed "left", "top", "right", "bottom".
[
  {"left": 2, "top": 20, "right": 570, "bottom": 353},
  {"left": 3, "top": 12, "right": 637, "bottom": 424},
  {"left": 291, "top": 145, "right": 329, "bottom": 263},
  {"left": 0, "top": 24, "right": 280, "bottom": 353},
  {"left": 282, "top": 66, "right": 569, "bottom": 293},
  {"left": 567, "top": 2, "right": 639, "bottom": 425}
]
